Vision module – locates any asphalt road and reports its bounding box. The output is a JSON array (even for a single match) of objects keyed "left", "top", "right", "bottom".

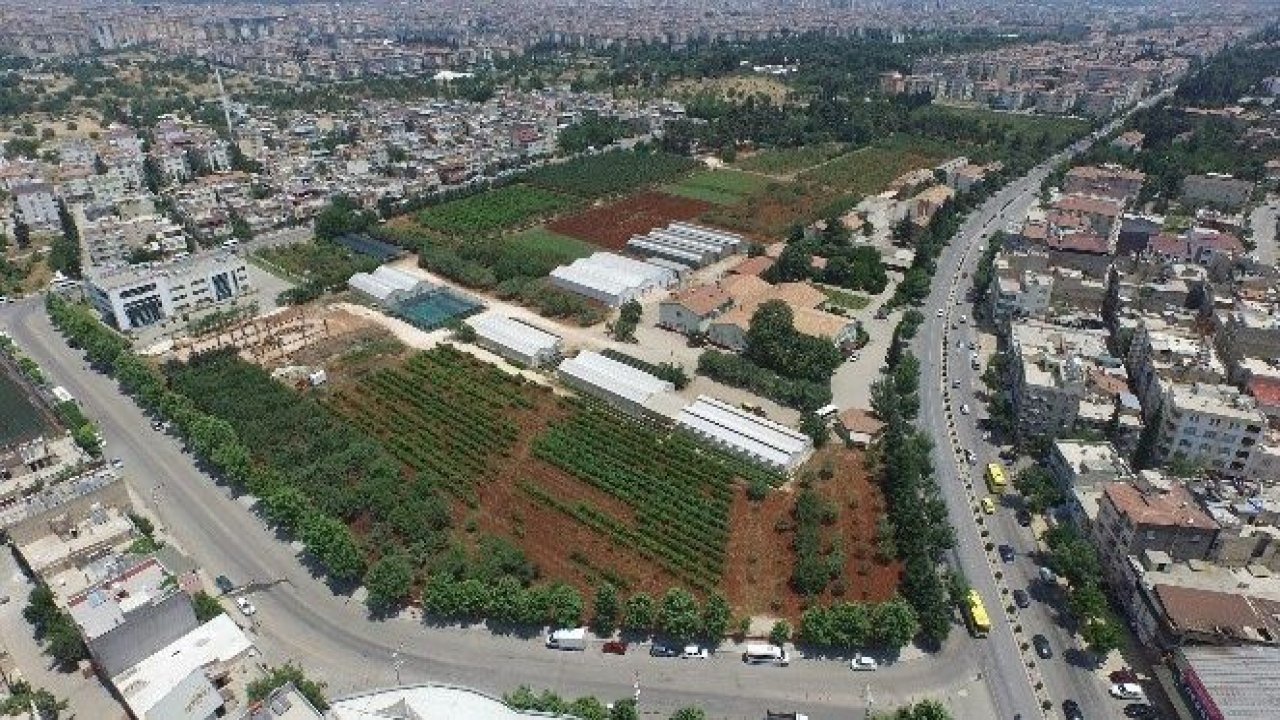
[
  {"left": 1, "top": 299, "right": 998, "bottom": 719},
  {"left": 910, "top": 95, "right": 1171, "bottom": 720}
]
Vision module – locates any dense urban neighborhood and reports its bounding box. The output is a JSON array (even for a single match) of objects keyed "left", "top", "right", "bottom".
[{"left": 1, "top": 2, "right": 1279, "bottom": 720}]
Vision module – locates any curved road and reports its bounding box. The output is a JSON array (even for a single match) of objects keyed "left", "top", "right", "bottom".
[{"left": 3, "top": 300, "right": 983, "bottom": 719}]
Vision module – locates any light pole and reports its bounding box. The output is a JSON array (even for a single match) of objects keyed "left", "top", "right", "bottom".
[
  {"left": 864, "top": 681, "right": 873, "bottom": 720},
  {"left": 392, "top": 644, "right": 404, "bottom": 686}
]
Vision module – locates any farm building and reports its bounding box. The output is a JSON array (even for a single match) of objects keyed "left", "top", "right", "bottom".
[
  {"left": 348, "top": 265, "right": 430, "bottom": 307},
  {"left": 558, "top": 351, "right": 676, "bottom": 417},
  {"left": 676, "top": 396, "right": 813, "bottom": 472},
  {"left": 465, "top": 313, "right": 563, "bottom": 368},
  {"left": 705, "top": 275, "right": 859, "bottom": 351},
  {"left": 625, "top": 222, "right": 746, "bottom": 269},
  {"left": 549, "top": 252, "right": 676, "bottom": 306},
  {"left": 659, "top": 284, "right": 733, "bottom": 335}
]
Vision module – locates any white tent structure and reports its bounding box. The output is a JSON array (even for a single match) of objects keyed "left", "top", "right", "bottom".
[
  {"left": 549, "top": 252, "right": 675, "bottom": 306},
  {"left": 465, "top": 313, "right": 563, "bottom": 368},
  {"left": 558, "top": 351, "right": 675, "bottom": 416},
  {"left": 625, "top": 222, "right": 745, "bottom": 268},
  {"left": 676, "top": 396, "right": 813, "bottom": 471},
  {"left": 348, "top": 264, "right": 430, "bottom": 306}
]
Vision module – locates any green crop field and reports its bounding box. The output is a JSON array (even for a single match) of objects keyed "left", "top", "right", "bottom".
[
  {"left": 525, "top": 150, "right": 699, "bottom": 199},
  {"left": 508, "top": 226, "right": 596, "bottom": 263},
  {"left": 663, "top": 169, "right": 769, "bottom": 205},
  {"left": 735, "top": 143, "right": 849, "bottom": 175},
  {"left": 0, "top": 365, "right": 47, "bottom": 445},
  {"left": 798, "top": 144, "right": 952, "bottom": 195},
  {"left": 416, "top": 185, "right": 577, "bottom": 237}
]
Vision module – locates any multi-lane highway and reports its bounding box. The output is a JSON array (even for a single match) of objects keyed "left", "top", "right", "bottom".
[{"left": 912, "top": 94, "right": 1171, "bottom": 720}]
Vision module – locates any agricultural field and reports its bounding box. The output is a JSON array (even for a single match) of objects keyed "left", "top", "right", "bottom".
[
  {"left": 254, "top": 239, "right": 378, "bottom": 286},
  {"left": 915, "top": 104, "right": 1090, "bottom": 151},
  {"left": 798, "top": 143, "right": 953, "bottom": 194},
  {"left": 525, "top": 149, "right": 699, "bottom": 200},
  {"left": 547, "top": 191, "right": 711, "bottom": 251},
  {"left": 734, "top": 143, "right": 849, "bottom": 176},
  {"left": 667, "top": 75, "right": 793, "bottom": 104},
  {"left": 415, "top": 184, "right": 577, "bottom": 237},
  {"left": 699, "top": 179, "right": 847, "bottom": 240},
  {"left": 662, "top": 169, "right": 769, "bottom": 205},
  {"left": 0, "top": 363, "right": 50, "bottom": 445},
  {"left": 505, "top": 226, "right": 597, "bottom": 264}
]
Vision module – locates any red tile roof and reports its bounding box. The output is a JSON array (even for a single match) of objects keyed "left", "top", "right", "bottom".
[
  {"left": 1248, "top": 376, "right": 1280, "bottom": 408},
  {"left": 730, "top": 255, "right": 775, "bottom": 277},
  {"left": 1103, "top": 482, "right": 1218, "bottom": 531}
]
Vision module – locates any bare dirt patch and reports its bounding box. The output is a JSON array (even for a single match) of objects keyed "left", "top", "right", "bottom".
[
  {"left": 547, "top": 191, "right": 711, "bottom": 251},
  {"left": 724, "top": 444, "right": 900, "bottom": 622}
]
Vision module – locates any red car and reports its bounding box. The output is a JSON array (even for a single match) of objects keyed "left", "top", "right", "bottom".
[
  {"left": 1110, "top": 668, "right": 1139, "bottom": 684},
  {"left": 603, "top": 641, "right": 627, "bottom": 655}
]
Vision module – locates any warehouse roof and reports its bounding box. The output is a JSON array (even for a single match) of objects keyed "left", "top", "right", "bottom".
[
  {"left": 550, "top": 252, "right": 674, "bottom": 300},
  {"left": 330, "top": 684, "right": 576, "bottom": 720},
  {"left": 466, "top": 313, "right": 561, "bottom": 359},
  {"left": 1177, "top": 645, "right": 1280, "bottom": 720},
  {"left": 558, "top": 351, "right": 674, "bottom": 407},
  {"left": 112, "top": 613, "right": 253, "bottom": 720},
  {"left": 676, "top": 396, "right": 812, "bottom": 470}
]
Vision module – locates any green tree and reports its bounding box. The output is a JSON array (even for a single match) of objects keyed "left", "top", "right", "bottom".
[
  {"left": 873, "top": 598, "right": 920, "bottom": 649},
  {"left": 700, "top": 592, "right": 731, "bottom": 642},
  {"left": 261, "top": 485, "right": 311, "bottom": 535},
  {"left": 301, "top": 514, "right": 365, "bottom": 582},
  {"left": 191, "top": 591, "right": 225, "bottom": 622},
  {"left": 1081, "top": 615, "right": 1125, "bottom": 658},
  {"left": 364, "top": 553, "right": 415, "bottom": 611},
  {"left": 670, "top": 709, "right": 707, "bottom": 720},
  {"left": 44, "top": 620, "right": 88, "bottom": 667},
  {"left": 769, "top": 619, "right": 792, "bottom": 646},
  {"left": 592, "top": 582, "right": 620, "bottom": 635},
  {"left": 623, "top": 593, "right": 655, "bottom": 633},
  {"left": 659, "top": 587, "right": 702, "bottom": 641},
  {"left": 545, "top": 583, "right": 584, "bottom": 628},
  {"left": 1014, "top": 465, "right": 1064, "bottom": 513},
  {"left": 799, "top": 411, "right": 830, "bottom": 447},
  {"left": 247, "top": 663, "right": 329, "bottom": 711},
  {"left": 609, "top": 698, "right": 638, "bottom": 720}
]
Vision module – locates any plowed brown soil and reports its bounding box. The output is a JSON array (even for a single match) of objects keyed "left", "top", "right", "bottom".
[{"left": 547, "top": 191, "right": 711, "bottom": 250}]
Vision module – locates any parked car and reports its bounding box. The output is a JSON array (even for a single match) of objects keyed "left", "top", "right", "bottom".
[
  {"left": 603, "top": 641, "right": 627, "bottom": 655},
  {"left": 1109, "top": 683, "right": 1145, "bottom": 700},
  {"left": 151, "top": 420, "right": 164, "bottom": 431},
  {"left": 1013, "top": 589, "right": 1030, "bottom": 608},
  {"left": 1062, "top": 699, "right": 1084, "bottom": 720},
  {"left": 849, "top": 654, "right": 878, "bottom": 671},
  {"left": 1016, "top": 509, "right": 1033, "bottom": 527},
  {"left": 649, "top": 644, "right": 680, "bottom": 658},
  {"left": 936, "top": 308, "right": 944, "bottom": 317},
  {"left": 1032, "top": 634, "right": 1052, "bottom": 659},
  {"left": 963, "top": 449, "right": 975, "bottom": 464},
  {"left": 1110, "top": 668, "right": 1139, "bottom": 685},
  {"left": 111, "top": 457, "right": 124, "bottom": 469},
  {"left": 960, "top": 404, "right": 971, "bottom": 415},
  {"left": 681, "top": 645, "right": 709, "bottom": 659},
  {"left": 998, "top": 544, "right": 1016, "bottom": 563},
  {"left": 235, "top": 596, "right": 256, "bottom": 616},
  {"left": 1123, "top": 704, "right": 1158, "bottom": 719},
  {"left": 952, "top": 378, "right": 961, "bottom": 388},
  {"left": 215, "top": 575, "right": 235, "bottom": 594},
  {"left": 981, "top": 497, "right": 996, "bottom": 514}
]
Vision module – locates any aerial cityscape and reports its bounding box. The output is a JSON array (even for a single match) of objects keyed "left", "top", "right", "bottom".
[{"left": 0, "top": 1, "right": 1278, "bottom": 719}]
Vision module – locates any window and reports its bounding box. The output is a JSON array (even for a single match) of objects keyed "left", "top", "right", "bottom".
[{"left": 1145, "top": 530, "right": 1157, "bottom": 541}]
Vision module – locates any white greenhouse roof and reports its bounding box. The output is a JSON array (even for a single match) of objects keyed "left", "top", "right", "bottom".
[
  {"left": 348, "top": 273, "right": 400, "bottom": 302},
  {"left": 559, "top": 351, "right": 674, "bottom": 406},
  {"left": 466, "top": 313, "right": 561, "bottom": 358},
  {"left": 371, "top": 265, "right": 426, "bottom": 293},
  {"left": 550, "top": 252, "right": 675, "bottom": 300},
  {"left": 331, "top": 684, "right": 578, "bottom": 720},
  {"left": 676, "top": 396, "right": 812, "bottom": 470}
]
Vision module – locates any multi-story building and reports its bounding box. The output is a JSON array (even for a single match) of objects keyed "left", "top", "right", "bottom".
[
  {"left": 86, "top": 253, "right": 252, "bottom": 331},
  {"left": 1182, "top": 173, "right": 1254, "bottom": 210},
  {"left": 1126, "top": 319, "right": 1227, "bottom": 422},
  {"left": 1063, "top": 164, "right": 1146, "bottom": 202},
  {"left": 11, "top": 180, "right": 59, "bottom": 229},
  {"left": 1094, "top": 476, "right": 1219, "bottom": 584},
  {"left": 1009, "top": 320, "right": 1118, "bottom": 438},
  {"left": 1154, "top": 382, "right": 1267, "bottom": 479}
]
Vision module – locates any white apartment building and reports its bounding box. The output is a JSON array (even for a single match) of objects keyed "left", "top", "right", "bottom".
[
  {"left": 12, "top": 180, "right": 59, "bottom": 229},
  {"left": 1154, "top": 383, "right": 1267, "bottom": 480},
  {"left": 86, "top": 253, "right": 252, "bottom": 331},
  {"left": 1126, "top": 319, "right": 1227, "bottom": 422},
  {"left": 1009, "top": 320, "right": 1116, "bottom": 438}
]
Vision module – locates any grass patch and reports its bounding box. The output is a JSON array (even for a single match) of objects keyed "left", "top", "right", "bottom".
[
  {"left": 662, "top": 169, "right": 769, "bottom": 205},
  {"left": 508, "top": 226, "right": 596, "bottom": 263},
  {"left": 799, "top": 144, "right": 951, "bottom": 194},
  {"left": 416, "top": 185, "right": 577, "bottom": 237},
  {"left": 735, "top": 143, "right": 849, "bottom": 175},
  {"left": 819, "top": 286, "right": 872, "bottom": 310},
  {"left": 524, "top": 150, "right": 698, "bottom": 199}
]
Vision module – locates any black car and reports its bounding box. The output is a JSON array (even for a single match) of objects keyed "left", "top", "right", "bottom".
[
  {"left": 649, "top": 644, "right": 679, "bottom": 658},
  {"left": 1013, "top": 589, "right": 1031, "bottom": 608},
  {"left": 1062, "top": 699, "right": 1084, "bottom": 720},
  {"left": 998, "top": 544, "right": 1016, "bottom": 563},
  {"left": 1123, "top": 704, "right": 1157, "bottom": 719},
  {"left": 214, "top": 575, "right": 235, "bottom": 594},
  {"left": 1016, "top": 509, "right": 1032, "bottom": 527},
  {"left": 1033, "top": 634, "right": 1052, "bottom": 659}
]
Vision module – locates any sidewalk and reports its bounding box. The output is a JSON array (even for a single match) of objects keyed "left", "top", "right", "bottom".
[{"left": 0, "top": 548, "right": 126, "bottom": 720}]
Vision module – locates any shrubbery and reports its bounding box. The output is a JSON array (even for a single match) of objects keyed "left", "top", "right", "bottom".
[{"left": 697, "top": 350, "right": 831, "bottom": 411}]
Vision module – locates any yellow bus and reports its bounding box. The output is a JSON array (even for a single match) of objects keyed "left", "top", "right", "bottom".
[
  {"left": 985, "top": 463, "right": 1007, "bottom": 495},
  {"left": 963, "top": 589, "right": 991, "bottom": 638}
]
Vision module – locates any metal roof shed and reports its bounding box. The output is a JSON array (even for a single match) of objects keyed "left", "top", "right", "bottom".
[
  {"left": 348, "top": 272, "right": 401, "bottom": 304},
  {"left": 558, "top": 351, "right": 675, "bottom": 417},
  {"left": 676, "top": 396, "right": 813, "bottom": 471},
  {"left": 371, "top": 265, "right": 428, "bottom": 294},
  {"left": 466, "top": 313, "right": 563, "bottom": 368}
]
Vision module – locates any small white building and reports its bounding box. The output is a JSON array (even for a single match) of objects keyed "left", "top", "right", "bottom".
[
  {"left": 676, "top": 395, "right": 813, "bottom": 472},
  {"left": 86, "top": 253, "right": 252, "bottom": 331},
  {"left": 558, "top": 351, "right": 674, "bottom": 417},
  {"left": 549, "top": 252, "right": 675, "bottom": 307},
  {"left": 347, "top": 264, "right": 430, "bottom": 306},
  {"left": 465, "top": 313, "right": 563, "bottom": 368}
]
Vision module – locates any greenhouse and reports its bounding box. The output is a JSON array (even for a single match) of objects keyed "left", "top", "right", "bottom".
[
  {"left": 465, "top": 313, "right": 563, "bottom": 368},
  {"left": 676, "top": 396, "right": 813, "bottom": 471},
  {"left": 549, "top": 252, "right": 676, "bottom": 306},
  {"left": 557, "top": 351, "right": 675, "bottom": 417}
]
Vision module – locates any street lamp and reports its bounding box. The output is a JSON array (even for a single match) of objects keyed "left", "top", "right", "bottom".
[{"left": 391, "top": 646, "right": 404, "bottom": 686}]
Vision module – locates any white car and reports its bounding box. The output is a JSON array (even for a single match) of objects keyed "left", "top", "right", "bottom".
[
  {"left": 936, "top": 308, "right": 944, "bottom": 317},
  {"left": 850, "top": 654, "right": 878, "bottom": 671},
  {"left": 959, "top": 315, "right": 967, "bottom": 324},
  {"left": 960, "top": 404, "right": 971, "bottom": 415},
  {"left": 236, "top": 596, "right": 257, "bottom": 616},
  {"left": 1108, "top": 683, "right": 1144, "bottom": 700},
  {"left": 680, "top": 645, "right": 708, "bottom": 659},
  {"left": 952, "top": 378, "right": 961, "bottom": 388},
  {"left": 111, "top": 457, "right": 124, "bottom": 469}
]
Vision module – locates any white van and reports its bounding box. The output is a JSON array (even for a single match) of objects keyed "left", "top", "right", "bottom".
[
  {"left": 815, "top": 404, "right": 839, "bottom": 421},
  {"left": 742, "top": 643, "right": 790, "bottom": 666}
]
